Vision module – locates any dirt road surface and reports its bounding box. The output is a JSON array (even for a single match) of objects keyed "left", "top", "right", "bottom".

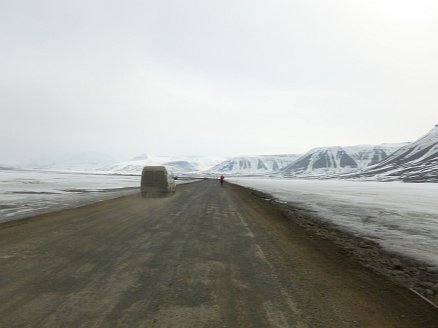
[{"left": 0, "top": 180, "right": 437, "bottom": 327}]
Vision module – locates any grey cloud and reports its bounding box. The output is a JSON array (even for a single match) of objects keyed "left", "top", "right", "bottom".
[{"left": 1, "top": 0, "right": 438, "bottom": 163}]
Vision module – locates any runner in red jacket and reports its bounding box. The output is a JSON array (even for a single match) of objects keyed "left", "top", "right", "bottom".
[{"left": 219, "top": 175, "right": 225, "bottom": 186}]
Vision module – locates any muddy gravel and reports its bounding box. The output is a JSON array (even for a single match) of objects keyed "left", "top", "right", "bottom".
[
  {"left": 241, "top": 185, "right": 438, "bottom": 306},
  {"left": 0, "top": 180, "right": 437, "bottom": 327}
]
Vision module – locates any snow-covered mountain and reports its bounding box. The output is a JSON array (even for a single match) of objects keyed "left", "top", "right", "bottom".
[
  {"left": 348, "top": 125, "right": 438, "bottom": 182},
  {"left": 13, "top": 152, "right": 117, "bottom": 171},
  {"left": 206, "top": 155, "right": 301, "bottom": 176},
  {"left": 281, "top": 144, "right": 406, "bottom": 177},
  {"left": 9, "top": 152, "right": 224, "bottom": 175},
  {"left": 103, "top": 154, "right": 225, "bottom": 175}
]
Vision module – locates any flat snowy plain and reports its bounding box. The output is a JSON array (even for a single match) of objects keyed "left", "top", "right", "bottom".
[
  {"left": 230, "top": 177, "right": 438, "bottom": 268},
  {"left": 0, "top": 169, "right": 141, "bottom": 223}
]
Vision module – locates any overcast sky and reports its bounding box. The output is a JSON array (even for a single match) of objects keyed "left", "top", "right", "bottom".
[{"left": 1, "top": 0, "right": 437, "bottom": 162}]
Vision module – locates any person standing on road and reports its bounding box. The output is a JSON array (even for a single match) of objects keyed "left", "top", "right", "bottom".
[{"left": 219, "top": 175, "right": 225, "bottom": 186}]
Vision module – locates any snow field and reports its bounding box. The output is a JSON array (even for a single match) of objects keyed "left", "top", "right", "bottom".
[
  {"left": 0, "top": 170, "right": 195, "bottom": 223},
  {"left": 229, "top": 177, "right": 438, "bottom": 268}
]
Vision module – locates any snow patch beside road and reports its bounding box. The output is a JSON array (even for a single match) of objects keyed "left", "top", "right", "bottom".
[
  {"left": 229, "top": 177, "right": 438, "bottom": 268},
  {"left": 0, "top": 170, "right": 198, "bottom": 223}
]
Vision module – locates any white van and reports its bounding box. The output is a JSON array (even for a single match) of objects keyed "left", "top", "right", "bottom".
[{"left": 141, "top": 166, "right": 176, "bottom": 197}]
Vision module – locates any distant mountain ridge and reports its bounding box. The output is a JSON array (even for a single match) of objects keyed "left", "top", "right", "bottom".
[
  {"left": 206, "top": 155, "right": 301, "bottom": 175},
  {"left": 346, "top": 125, "right": 438, "bottom": 182},
  {"left": 7, "top": 126, "right": 437, "bottom": 182},
  {"left": 11, "top": 152, "right": 117, "bottom": 171},
  {"left": 102, "top": 154, "right": 225, "bottom": 175},
  {"left": 281, "top": 144, "right": 407, "bottom": 177}
]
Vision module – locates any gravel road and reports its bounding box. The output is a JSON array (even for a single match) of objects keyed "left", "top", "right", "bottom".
[{"left": 0, "top": 180, "right": 437, "bottom": 327}]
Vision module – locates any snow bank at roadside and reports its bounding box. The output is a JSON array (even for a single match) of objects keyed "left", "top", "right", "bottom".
[{"left": 229, "top": 177, "right": 438, "bottom": 269}]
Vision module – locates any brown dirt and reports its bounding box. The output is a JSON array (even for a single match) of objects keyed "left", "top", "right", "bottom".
[{"left": 0, "top": 180, "right": 437, "bottom": 327}]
